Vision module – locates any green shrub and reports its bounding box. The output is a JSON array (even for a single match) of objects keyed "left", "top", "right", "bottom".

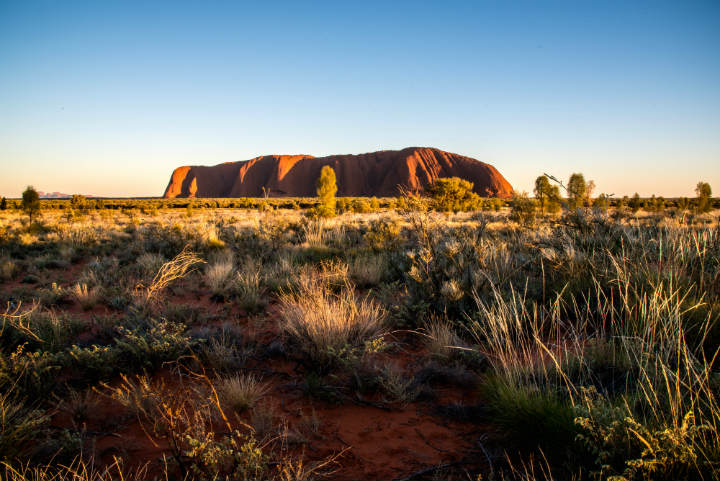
[
  {"left": 509, "top": 192, "right": 536, "bottom": 225},
  {"left": 426, "top": 177, "right": 481, "bottom": 212}
]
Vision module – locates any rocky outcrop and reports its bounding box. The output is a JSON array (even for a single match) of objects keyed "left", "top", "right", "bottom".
[{"left": 163, "top": 147, "right": 513, "bottom": 198}]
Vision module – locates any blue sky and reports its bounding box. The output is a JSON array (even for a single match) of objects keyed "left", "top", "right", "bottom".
[{"left": 1, "top": 1, "right": 719, "bottom": 197}]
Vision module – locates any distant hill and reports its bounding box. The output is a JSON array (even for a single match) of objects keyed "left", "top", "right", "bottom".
[
  {"left": 163, "top": 147, "right": 513, "bottom": 198},
  {"left": 38, "top": 192, "right": 95, "bottom": 199}
]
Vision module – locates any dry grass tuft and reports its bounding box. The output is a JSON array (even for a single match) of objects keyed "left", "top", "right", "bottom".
[
  {"left": 279, "top": 277, "right": 385, "bottom": 365},
  {"left": 71, "top": 283, "right": 100, "bottom": 310},
  {"left": 205, "top": 251, "right": 234, "bottom": 294},
  {"left": 423, "top": 318, "right": 466, "bottom": 359},
  {"left": 218, "top": 373, "right": 269, "bottom": 413}
]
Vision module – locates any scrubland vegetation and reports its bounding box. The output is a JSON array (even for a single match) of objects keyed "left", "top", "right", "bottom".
[{"left": 1, "top": 179, "right": 719, "bottom": 480}]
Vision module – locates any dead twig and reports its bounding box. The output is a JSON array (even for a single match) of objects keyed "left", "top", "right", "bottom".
[
  {"left": 414, "top": 428, "right": 450, "bottom": 453},
  {"left": 135, "top": 245, "right": 204, "bottom": 308},
  {"left": 1, "top": 300, "right": 41, "bottom": 341}
]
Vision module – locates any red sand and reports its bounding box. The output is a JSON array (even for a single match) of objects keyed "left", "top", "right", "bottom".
[{"left": 5, "top": 265, "right": 484, "bottom": 480}]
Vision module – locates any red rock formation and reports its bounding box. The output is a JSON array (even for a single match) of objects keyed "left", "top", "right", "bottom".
[{"left": 163, "top": 147, "right": 513, "bottom": 198}]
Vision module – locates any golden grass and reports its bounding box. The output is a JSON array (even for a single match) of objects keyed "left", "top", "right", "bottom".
[
  {"left": 218, "top": 373, "right": 269, "bottom": 413},
  {"left": 279, "top": 277, "right": 385, "bottom": 364}
]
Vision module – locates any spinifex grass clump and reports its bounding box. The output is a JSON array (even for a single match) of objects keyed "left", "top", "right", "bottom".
[
  {"left": 279, "top": 277, "right": 386, "bottom": 369},
  {"left": 218, "top": 373, "right": 269, "bottom": 413},
  {"left": 204, "top": 250, "right": 234, "bottom": 296},
  {"left": 469, "top": 225, "right": 720, "bottom": 480}
]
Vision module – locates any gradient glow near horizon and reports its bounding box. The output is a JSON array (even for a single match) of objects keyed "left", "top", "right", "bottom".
[{"left": 1, "top": 1, "right": 719, "bottom": 198}]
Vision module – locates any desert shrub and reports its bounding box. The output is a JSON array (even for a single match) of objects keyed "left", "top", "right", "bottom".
[
  {"left": 593, "top": 193, "right": 611, "bottom": 214},
  {"left": 378, "top": 364, "right": 419, "bottom": 406},
  {"left": 114, "top": 318, "right": 197, "bottom": 370},
  {"left": 363, "top": 218, "right": 402, "bottom": 250},
  {"left": 351, "top": 198, "right": 372, "bottom": 213},
  {"left": 509, "top": 192, "right": 536, "bottom": 225},
  {"left": 396, "top": 193, "right": 428, "bottom": 212},
  {"left": 335, "top": 197, "right": 350, "bottom": 213},
  {"left": 426, "top": 177, "right": 481, "bottom": 212},
  {"left": 184, "top": 428, "right": 269, "bottom": 480},
  {"left": 402, "top": 217, "right": 506, "bottom": 320},
  {"left": 56, "top": 317, "right": 195, "bottom": 384},
  {"left": 65, "top": 344, "right": 118, "bottom": 381},
  {"left": 279, "top": 278, "right": 385, "bottom": 370}
]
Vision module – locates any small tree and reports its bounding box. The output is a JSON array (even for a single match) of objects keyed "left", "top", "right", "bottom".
[
  {"left": 594, "top": 193, "right": 610, "bottom": 213},
  {"left": 656, "top": 196, "right": 666, "bottom": 212},
  {"left": 71, "top": 194, "right": 88, "bottom": 211},
  {"left": 0, "top": 197, "right": 6, "bottom": 210},
  {"left": 695, "top": 181, "right": 712, "bottom": 213},
  {"left": 534, "top": 175, "right": 552, "bottom": 215},
  {"left": 584, "top": 180, "right": 596, "bottom": 206},
  {"left": 618, "top": 196, "right": 629, "bottom": 212},
  {"left": 567, "top": 173, "right": 586, "bottom": 210},
  {"left": 370, "top": 196, "right": 380, "bottom": 211},
  {"left": 316, "top": 165, "right": 338, "bottom": 218},
  {"left": 22, "top": 186, "right": 41, "bottom": 222},
  {"left": 629, "top": 193, "right": 642, "bottom": 213},
  {"left": 677, "top": 197, "right": 689, "bottom": 212},
  {"left": 509, "top": 191, "right": 536, "bottom": 225},
  {"left": 546, "top": 184, "right": 562, "bottom": 214},
  {"left": 426, "top": 177, "right": 480, "bottom": 212}
]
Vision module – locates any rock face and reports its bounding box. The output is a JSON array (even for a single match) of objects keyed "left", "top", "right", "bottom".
[{"left": 163, "top": 147, "right": 513, "bottom": 198}]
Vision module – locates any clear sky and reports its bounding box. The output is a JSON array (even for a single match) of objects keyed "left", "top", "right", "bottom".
[{"left": 1, "top": 1, "right": 719, "bottom": 198}]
